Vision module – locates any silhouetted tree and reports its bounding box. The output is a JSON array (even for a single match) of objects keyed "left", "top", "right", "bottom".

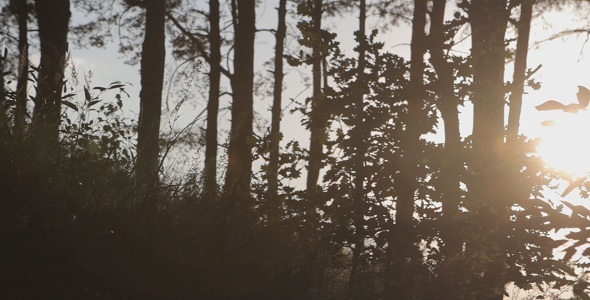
[
  {"left": 224, "top": 0, "right": 256, "bottom": 218},
  {"left": 348, "top": 0, "right": 367, "bottom": 298},
  {"left": 32, "top": 0, "right": 70, "bottom": 145},
  {"left": 12, "top": 0, "right": 29, "bottom": 133},
  {"left": 266, "top": 0, "right": 287, "bottom": 223},
  {"left": 306, "top": 0, "right": 325, "bottom": 197},
  {"left": 203, "top": 0, "right": 221, "bottom": 199},
  {"left": 386, "top": 0, "right": 428, "bottom": 298},
  {"left": 507, "top": 0, "right": 534, "bottom": 142},
  {"left": 467, "top": 0, "right": 511, "bottom": 297},
  {"left": 136, "top": 0, "right": 166, "bottom": 208},
  {"left": 427, "top": 0, "right": 465, "bottom": 294}
]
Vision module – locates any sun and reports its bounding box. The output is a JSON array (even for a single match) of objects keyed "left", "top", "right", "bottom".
[{"left": 536, "top": 109, "right": 590, "bottom": 176}]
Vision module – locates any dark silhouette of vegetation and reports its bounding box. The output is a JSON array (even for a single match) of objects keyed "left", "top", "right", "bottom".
[{"left": 2, "top": 0, "right": 590, "bottom": 299}]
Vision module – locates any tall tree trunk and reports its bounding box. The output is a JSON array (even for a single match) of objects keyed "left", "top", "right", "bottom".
[
  {"left": 428, "top": 0, "right": 464, "bottom": 296},
  {"left": 507, "top": 0, "right": 533, "bottom": 142},
  {"left": 203, "top": 0, "right": 221, "bottom": 199},
  {"left": 136, "top": 0, "right": 166, "bottom": 209},
  {"left": 15, "top": 0, "right": 29, "bottom": 134},
  {"left": 303, "top": 3, "right": 327, "bottom": 297},
  {"left": 267, "top": 0, "right": 287, "bottom": 223},
  {"left": 224, "top": 0, "right": 255, "bottom": 218},
  {"left": 33, "top": 0, "right": 70, "bottom": 145},
  {"left": 349, "top": 0, "right": 367, "bottom": 298},
  {"left": 387, "top": 1, "right": 427, "bottom": 298},
  {"left": 306, "top": 0, "right": 324, "bottom": 194},
  {"left": 0, "top": 49, "right": 5, "bottom": 111},
  {"left": 468, "top": 0, "right": 509, "bottom": 298}
]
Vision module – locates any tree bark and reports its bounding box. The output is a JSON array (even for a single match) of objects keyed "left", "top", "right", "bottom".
[
  {"left": 136, "top": 0, "right": 166, "bottom": 209},
  {"left": 267, "top": 0, "right": 287, "bottom": 223},
  {"left": 428, "top": 0, "right": 465, "bottom": 296},
  {"left": 33, "top": 0, "right": 70, "bottom": 145},
  {"left": 468, "top": 0, "right": 510, "bottom": 298},
  {"left": 224, "top": 0, "right": 256, "bottom": 217},
  {"left": 0, "top": 48, "right": 5, "bottom": 112},
  {"left": 203, "top": 0, "right": 221, "bottom": 199},
  {"left": 387, "top": 1, "right": 427, "bottom": 298},
  {"left": 507, "top": 0, "right": 533, "bottom": 142},
  {"left": 349, "top": 0, "right": 367, "bottom": 298},
  {"left": 15, "top": 0, "right": 29, "bottom": 134},
  {"left": 306, "top": 0, "right": 324, "bottom": 194}
]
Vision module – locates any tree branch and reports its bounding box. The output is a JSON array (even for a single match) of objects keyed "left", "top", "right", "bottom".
[{"left": 166, "top": 12, "right": 233, "bottom": 79}]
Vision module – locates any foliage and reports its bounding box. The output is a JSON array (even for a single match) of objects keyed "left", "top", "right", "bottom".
[{"left": 3, "top": 0, "right": 590, "bottom": 299}]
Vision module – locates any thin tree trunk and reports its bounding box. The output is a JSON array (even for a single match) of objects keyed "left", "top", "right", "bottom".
[
  {"left": 469, "top": 0, "right": 509, "bottom": 298},
  {"left": 33, "top": 0, "right": 70, "bottom": 145},
  {"left": 428, "top": 0, "right": 464, "bottom": 296},
  {"left": 387, "top": 1, "right": 427, "bottom": 298},
  {"left": 304, "top": 2, "right": 327, "bottom": 296},
  {"left": 0, "top": 49, "right": 5, "bottom": 111},
  {"left": 15, "top": 0, "right": 29, "bottom": 134},
  {"left": 349, "top": 0, "right": 367, "bottom": 298},
  {"left": 224, "top": 0, "right": 256, "bottom": 218},
  {"left": 136, "top": 0, "right": 166, "bottom": 209},
  {"left": 306, "top": 0, "right": 324, "bottom": 194},
  {"left": 507, "top": 0, "right": 533, "bottom": 142},
  {"left": 203, "top": 0, "right": 221, "bottom": 199},
  {"left": 267, "top": 0, "right": 287, "bottom": 223}
]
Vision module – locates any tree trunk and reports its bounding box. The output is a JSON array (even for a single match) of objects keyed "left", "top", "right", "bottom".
[
  {"left": 0, "top": 48, "right": 5, "bottom": 111},
  {"left": 507, "top": 0, "right": 533, "bottom": 142},
  {"left": 387, "top": 1, "right": 427, "bottom": 299},
  {"left": 15, "top": 0, "right": 29, "bottom": 134},
  {"left": 136, "top": 0, "right": 166, "bottom": 209},
  {"left": 267, "top": 0, "right": 287, "bottom": 223},
  {"left": 306, "top": 0, "right": 324, "bottom": 194},
  {"left": 349, "top": 0, "right": 367, "bottom": 298},
  {"left": 468, "top": 0, "right": 510, "bottom": 298},
  {"left": 203, "top": 0, "right": 221, "bottom": 199},
  {"left": 33, "top": 0, "right": 70, "bottom": 145},
  {"left": 224, "top": 0, "right": 256, "bottom": 218}
]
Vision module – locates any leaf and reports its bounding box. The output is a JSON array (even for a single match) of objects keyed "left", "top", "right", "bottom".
[
  {"left": 108, "top": 84, "right": 125, "bottom": 90},
  {"left": 93, "top": 86, "right": 106, "bottom": 92},
  {"left": 62, "top": 101, "right": 78, "bottom": 112},
  {"left": 562, "top": 177, "right": 586, "bottom": 197},
  {"left": 578, "top": 85, "right": 590, "bottom": 107},
  {"left": 88, "top": 100, "right": 101, "bottom": 107},
  {"left": 535, "top": 100, "right": 566, "bottom": 111},
  {"left": 84, "top": 86, "right": 92, "bottom": 102}
]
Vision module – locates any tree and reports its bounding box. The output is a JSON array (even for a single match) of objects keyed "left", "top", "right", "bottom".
[
  {"left": 224, "top": 0, "right": 256, "bottom": 218},
  {"left": 306, "top": 0, "right": 325, "bottom": 196},
  {"left": 467, "top": 0, "right": 511, "bottom": 297},
  {"left": 507, "top": 0, "right": 534, "bottom": 142},
  {"left": 202, "top": 0, "right": 221, "bottom": 199},
  {"left": 12, "top": 0, "right": 29, "bottom": 134},
  {"left": 386, "top": 0, "right": 428, "bottom": 298},
  {"left": 348, "top": 0, "right": 368, "bottom": 298},
  {"left": 266, "top": 0, "right": 287, "bottom": 222},
  {"left": 427, "top": 0, "right": 465, "bottom": 292},
  {"left": 32, "top": 0, "right": 70, "bottom": 145},
  {"left": 136, "top": 0, "right": 166, "bottom": 209}
]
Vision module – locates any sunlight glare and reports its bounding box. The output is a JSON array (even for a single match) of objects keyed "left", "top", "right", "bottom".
[{"left": 536, "top": 110, "right": 590, "bottom": 176}]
